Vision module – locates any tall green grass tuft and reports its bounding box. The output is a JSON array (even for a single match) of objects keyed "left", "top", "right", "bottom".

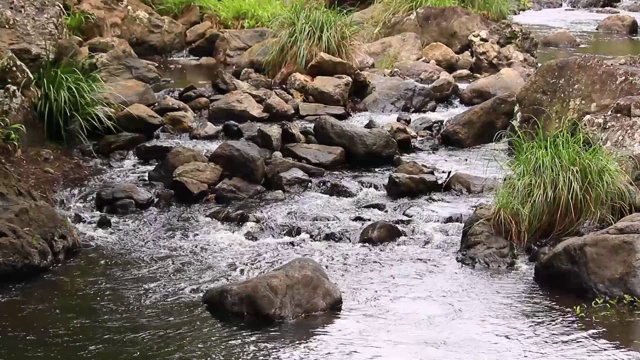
[
  {"left": 459, "top": 0, "right": 511, "bottom": 21},
  {"left": 33, "top": 59, "right": 115, "bottom": 145},
  {"left": 199, "top": 0, "right": 285, "bottom": 29},
  {"left": 265, "top": 0, "right": 360, "bottom": 74},
  {"left": 64, "top": 10, "right": 95, "bottom": 38},
  {"left": 491, "top": 118, "right": 633, "bottom": 248}
]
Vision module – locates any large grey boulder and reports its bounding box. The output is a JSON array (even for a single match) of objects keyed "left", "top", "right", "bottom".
[
  {"left": 362, "top": 74, "right": 434, "bottom": 113},
  {"left": 459, "top": 68, "right": 524, "bottom": 106},
  {"left": 202, "top": 258, "right": 342, "bottom": 324},
  {"left": 208, "top": 91, "right": 268, "bottom": 123},
  {"left": 95, "top": 183, "right": 154, "bottom": 214}
]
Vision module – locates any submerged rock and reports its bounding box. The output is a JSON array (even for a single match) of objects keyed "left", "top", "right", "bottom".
[
  {"left": 359, "top": 221, "right": 403, "bottom": 245},
  {"left": 596, "top": 15, "right": 638, "bottom": 35},
  {"left": 535, "top": 213, "right": 640, "bottom": 298},
  {"left": 202, "top": 258, "right": 342, "bottom": 324},
  {"left": 457, "top": 204, "right": 516, "bottom": 268},
  {"left": 540, "top": 30, "right": 579, "bottom": 48},
  {"left": 95, "top": 183, "right": 154, "bottom": 214}
]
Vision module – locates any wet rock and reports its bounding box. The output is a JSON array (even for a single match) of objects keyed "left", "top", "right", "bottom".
[
  {"left": 214, "top": 177, "right": 266, "bottom": 203},
  {"left": 540, "top": 29, "right": 579, "bottom": 48},
  {"left": 172, "top": 162, "right": 223, "bottom": 203},
  {"left": 397, "top": 113, "right": 411, "bottom": 126},
  {"left": 457, "top": 204, "right": 515, "bottom": 268},
  {"left": 97, "top": 133, "right": 147, "bottom": 156},
  {"left": 188, "top": 29, "right": 221, "bottom": 57},
  {"left": 460, "top": 68, "right": 524, "bottom": 106},
  {"left": 441, "top": 95, "right": 516, "bottom": 148},
  {"left": 282, "top": 144, "right": 347, "bottom": 169},
  {"left": 163, "top": 111, "right": 195, "bottom": 133},
  {"left": 359, "top": 221, "right": 403, "bottom": 245},
  {"left": 190, "top": 122, "right": 221, "bottom": 140},
  {"left": 104, "top": 79, "right": 156, "bottom": 107},
  {"left": 362, "top": 74, "right": 434, "bottom": 113},
  {"left": 153, "top": 97, "right": 193, "bottom": 117},
  {"left": 265, "top": 158, "right": 326, "bottom": 184},
  {"left": 428, "top": 72, "right": 458, "bottom": 103},
  {"left": 364, "top": 119, "right": 379, "bottom": 129},
  {"left": 422, "top": 42, "right": 457, "bottom": 70},
  {"left": 115, "top": 104, "right": 162, "bottom": 137},
  {"left": 238, "top": 123, "right": 260, "bottom": 143},
  {"left": 298, "top": 103, "right": 349, "bottom": 119},
  {"left": 208, "top": 208, "right": 259, "bottom": 224},
  {"left": 383, "top": 122, "right": 416, "bottom": 152},
  {"left": 97, "top": 215, "right": 112, "bottom": 229},
  {"left": 187, "top": 97, "right": 211, "bottom": 111},
  {"left": 255, "top": 127, "right": 282, "bottom": 152},
  {"left": 209, "top": 91, "right": 268, "bottom": 123},
  {"left": 154, "top": 189, "right": 174, "bottom": 209},
  {"left": 389, "top": 61, "right": 445, "bottom": 82},
  {"left": 596, "top": 14, "right": 638, "bottom": 35},
  {"left": 135, "top": 143, "right": 175, "bottom": 162},
  {"left": 362, "top": 203, "right": 387, "bottom": 211},
  {"left": 534, "top": 213, "right": 640, "bottom": 298},
  {"left": 186, "top": 21, "right": 213, "bottom": 44},
  {"left": 618, "top": 1, "right": 640, "bottom": 11},
  {"left": 364, "top": 32, "right": 423, "bottom": 65},
  {"left": 222, "top": 121, "right": 243, "bottom": 140},
  {"left": 202, "top": 258, "right": 342, "bottom": 324},
  {"left": 314, "top": 116, "right": 398, "bottom": 165},
  {"left": 385, "top": 173, "right": 440, "bottom": 198},
  {"left": 385, "top": 6, "right": 491, "bottom": 53},
  {"left": 317, "top": 180, "right": 358, "bottom": 198},
  {"left": 95, "top": 184, "right": 154, "bottom": 214},
  {"left": 149, "top": 147, "right": 207, "bottom": 185},
  {"left": 394, "top": 161, "right": 434, "bottom": 175},
  {"left": 272, "top": 168, "right": 311, "bottom": 193},
  {"left": 209, "top": 141, "right": 266, "bottom": 184},
  {"left": 444, "top": 172, "right": 498, "bottom": 194},
  {"left": 567, "top": 0, "right": 620, "bottom": 8},
  {"left": 281, "top": 123, "right": 306, "bottom": 144},
  {"left": 409, "top": 116, "right": 436, "bottom": 133},
  {"left": 179, "top": 86, "right": 209, "bottom": 103}
]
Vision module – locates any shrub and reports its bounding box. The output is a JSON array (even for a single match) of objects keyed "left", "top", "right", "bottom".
[
  {"left": 265, "top": 0, "right": 359, "bottom": 74},
  {"left": 64, "top": 10, "right": 95, "bottom": 38},
  {"left": 490, "top": 118, "right": 633, "bottom": 248},
  {"left": 0, "top": 117, "right": 25, "bottom": 150},
  {"left": 199, "top": 0, "right": 285, "bottom": 29},
  {"left": 33, "top": 59, "right": 115, "bottom": 145}
]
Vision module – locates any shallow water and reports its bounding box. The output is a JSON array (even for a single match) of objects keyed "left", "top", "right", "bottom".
[{"left": 3, "top": 8, "right": 640, "bottom": 360}]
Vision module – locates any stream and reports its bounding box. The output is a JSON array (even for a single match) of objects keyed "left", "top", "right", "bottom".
[{"left": 2, "top": 7, "right": 640, "bottom": 360}]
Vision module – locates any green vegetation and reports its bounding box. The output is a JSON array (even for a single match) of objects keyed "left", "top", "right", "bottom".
[
  {"left": 33, "top": 59, "right": 115, "bottom": 145},
  {"left": 142, "top": 0, "right": 201, "bottom": 17},
  {"left": 490, "top": 118, "right": 633, "bottom": 248},
  {"left": 200, "top": 0, "right": 285, "bottom": 29},
  {"left": 376, "top": 51, "right": 400, "bottom": 69},
  {"left": 0, "top": 117, "right": 25, "bottom": 150},
  {"left": 64, "top": 10, "right": 94, "bottom": 38},
  {"left": 266, "top": 0, "right": 359, "bottom": 74},
  {"left": 574, "top": 295, "right": 640, "bottom": 320}
]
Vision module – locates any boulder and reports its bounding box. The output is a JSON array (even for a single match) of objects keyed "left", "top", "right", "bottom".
[
  {"left": 148, "top": 147, "right": 207, "bottom": 185},
  {"left": 188, "top": 29, "right": 222, "bottom": 57},
  {"left": 540, "top": 30, "right": 579, "bottom": 48},
  {"left": 217, "top": 28, "right": 272, "bottom": 66},
  {"left": 115, "top": 104, "right": 162, "bottom": 136},
  {"left": 104, "top": 79, "right": 156, "bottom": 107},
  {"left": 314, "top": 116, "right": 398, "bottom": 165},
  {"left": 385, "top": 6, "right": 491, "bottom": 53},
  {"left": 428, "top": 72, "right": 458, "bottom": 103},
  {"left": 187, "top": 97, "right": 211, "bottom": 111},
  {"left": 457, "top": 204, "right": 516, "bottom": 268},
  {"left": 153, "top": 97, "right": 193, "bottom": 116},
  {"left": 362, "top": 74, "right": 434, "bottom": 113},
  {"left": 441, "top": 95, "right": 516, "bottom": 148},
  {"left": 385, "top": 173, "right": 440, "bottom": 198},
  {"left": 287, "top": 73, "right": 352, "bottom": 107},
  {"left": 394, "top": 161, "right": 434, "bottom": 175},
  {"left": 214, "top": 177, "right": 265, "bottom": 203},
  {"left": 265, "top": 158, "right": 325, "bottom": 185},
  {"left": 97, "top": 133, "right": 147, "bottom": 156},
  {"left": 298, "top": 103, "right": 349, "bottom": 119},
  {"left": 382, "top": 122, "right": 416, "bottom": 152},
  {"left": 306, "top": 53, "right": 359, "bottom": 77},
  {"left": 364, "top": 33, "right": 423, "bottom": 65},
  {"left": 263, "top": 94, "right": 295, "bottom": 121},
  {"left": 163, "top": 111, "right": 195, "bottom": 133},
  {"left": 209, "top": 91, "right": 268, "bottom": 123},
  {"left": 517, "top": 56, "right": 640, "bottom": 127},
  {"left": 422, "top": 42, "right": 457, "bottom": 70},
  {"left": 202, "top": 258, "right": 342, "bottom": 323},
  {"left": 282, "top": 144, "right": 347, "bottom": 169},
  {"left": 235, "top": 38, "right": 274, "bottom": 72},
  {"left": 281, "top": 123, "right": 306, "bottom": 144},
  {"left": 535, "top": 213, "right": 640, "bottom": 298},
  {"left": 460, "top": 68, "right": 524, "bottom": 106},
  {"left": 255, "top": 127, "right": 282, "bottom": 151},
  {"left": 88, "top": 40, "right": 161, "bottom": 84},
  {"left": 389, "top": 61, "right": 446, "bottom": 82},
  {"left": 222, "top": 121, "right": 243, "bottom": 139},
  {"left": 272, "top": 168, "right": 311, "bottom": 193},
  {"left": 135, "top": 142, "right": 175, "bottom": 162},
  {"left": 172, "top": 162, "right": 223, "bottom": 203},
  {"left": 95, "top": 183, "right": 154, "bottom": 214},
  {"left": 209, "top": 141, "right": 266, "bottom": 184},
  {"left": 239, "top": 69, "right": 273, "bottom": 90},
  {"left": 359, "top": 221, "right": 403, "bottom": 245},
  {"left": 444, "top": 173, "right": 498, "bottom": 194},
  {"left": 190, "top": 122, "right": 221, "bottom": 140},
  {"left": 186, "top": 21, "right": 213, "bottom": 44},
  {"left": 596, "top": 14, "right": 638, "bottom": 35}
]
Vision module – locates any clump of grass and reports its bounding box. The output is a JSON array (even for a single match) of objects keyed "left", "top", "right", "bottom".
[
  {"left": 376, "top": 51, "right": 400, "bottom": 69},
  {"left": 0, "top": 117, "right": 25, "bottom": 150},
  {"left": 199, "top": 0, "right": 285, "bottom": 29},
  {"left": 459, "top": 0, "right": 511, "bottom": 21},
  {"left": 33, "top": 59, "right": 115, "bottom": 145},
  {"left": 266, "top": 0, "right": 360, "bottom": 74},
  {"left": 64, "top": 10, "right": 95, "bottom": 38},
  {"left": 154, "top": 0, "right": 201, "bottom": 17},
  {"left": 490, "top": 118, "right": 633, "bottom": 248}
]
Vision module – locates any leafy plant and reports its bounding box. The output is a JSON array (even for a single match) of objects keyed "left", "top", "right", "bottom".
[
  {"left": 64, "top": 10, "right": 95, "bottom": 38},
  {"left": 265, "top": 0, "right": 360, "bottom": 74},
  {"left": 0, "top": 117, "right": 25, "bottom": 150},
  {"left": 490, "top": 117, "right": 633, "bottom": 248},
  {"left": 199, "top": 0, "right": 285, "bottom": 29},
  {"left": 33, "top": 59, "right": 116, "bottom": 145},
  {"left": 573, "top": 295, "right": 640, "bottom": 320}
]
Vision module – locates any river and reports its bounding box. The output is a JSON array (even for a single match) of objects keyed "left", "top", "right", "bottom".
[{"left": 1, "top": 7, "right": 640, "bottom": 360}]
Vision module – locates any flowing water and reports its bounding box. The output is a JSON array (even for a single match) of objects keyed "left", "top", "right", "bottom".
[{"left": 2, "top": 8, "right": 640, "bottom": 360}]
